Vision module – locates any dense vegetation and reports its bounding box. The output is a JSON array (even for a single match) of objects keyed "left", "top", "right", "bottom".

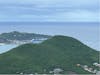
[
  {"left": 0, "top": 35, "right": 99, "bottom": 74},
  {"left": 0, "top": 31, "right": 50, "bottom": 43}
]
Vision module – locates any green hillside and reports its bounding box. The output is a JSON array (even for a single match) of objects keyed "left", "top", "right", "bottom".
[
  {"left": 0, "top": 31, "right": 50, "bottom": 43},
  {"left": 0, "top": 35, "right": 99, "bottom": 74}
]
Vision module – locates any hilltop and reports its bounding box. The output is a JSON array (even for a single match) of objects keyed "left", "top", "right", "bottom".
[{"left": 0, "top": 35, "right": 99, "bottom": 74}]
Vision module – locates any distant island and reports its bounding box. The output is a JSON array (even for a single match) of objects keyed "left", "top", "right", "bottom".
[
  {"left": 0, "top": 31, "right": 51, "bottom": 45},
  {"left": 0, "top": 35, "right": 99, "bottom": 74}
]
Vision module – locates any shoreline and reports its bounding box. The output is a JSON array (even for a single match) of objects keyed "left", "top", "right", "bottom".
[
  {"left": 0, "top": 43, "right": 6, "bottom": 46},
  {"left": 0, "top": 44, "right": 19, "bottom": 54}
]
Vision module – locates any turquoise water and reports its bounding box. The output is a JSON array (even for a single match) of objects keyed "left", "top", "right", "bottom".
[{"left": 0, "top": 44, "right": 18, "bottom": 54}]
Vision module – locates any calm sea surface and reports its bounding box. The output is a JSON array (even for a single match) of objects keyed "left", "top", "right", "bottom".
[
  {"left": 0, "top": 22, "right": 99, "bottom": 51},
  {"left": 0, "top": 44, "right": 18, "bottom": 54}
]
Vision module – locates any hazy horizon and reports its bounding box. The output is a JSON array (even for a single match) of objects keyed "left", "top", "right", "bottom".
[{"left": 0, "top": 22, "right": 99, "bottom": 51}]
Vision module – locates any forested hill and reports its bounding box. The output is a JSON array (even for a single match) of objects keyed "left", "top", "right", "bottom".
[
  {"left": 0, "top": 35, "right": 99, "bottom": 74},
  {"left": 0, "top": 31, "right": 51, "bottom": 43}
]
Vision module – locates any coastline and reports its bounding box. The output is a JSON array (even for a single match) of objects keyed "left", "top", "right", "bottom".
[
  {"left": 0, "top": 43, "right": 6, "bottom": 46},
  {"left": 0, "top": 44, "right": 18, "bottom": 54}
]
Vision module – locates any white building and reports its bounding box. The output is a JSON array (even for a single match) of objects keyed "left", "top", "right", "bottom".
[
  {"left": 49, "top": 68, "right": 63, "bottom": 74},
  {"left": 96, "top": 71, "right": 100, "bottom": 75},
  {"left": 93, "top": 63, "right": 100, "bottom": 67}
]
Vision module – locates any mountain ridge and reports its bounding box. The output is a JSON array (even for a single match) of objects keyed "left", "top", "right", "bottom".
[{"left": 0, "top": 35, "right": 99, "bottom": 74}]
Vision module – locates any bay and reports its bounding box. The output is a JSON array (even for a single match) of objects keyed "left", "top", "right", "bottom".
[{"left": 0, "top": 44, "right": 18, "bottom": 54}]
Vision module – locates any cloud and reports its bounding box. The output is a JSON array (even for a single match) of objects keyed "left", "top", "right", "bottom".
[
  {"left": 0, "top": 0, "right": 99, "bottom": 22},
  {"left": 0, "top": 0, "right": 99, "bottom": 10}
]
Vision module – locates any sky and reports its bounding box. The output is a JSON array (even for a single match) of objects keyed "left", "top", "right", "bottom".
[
  {"left": 0, "top": 0, "right": 99, "bottom": 22},
  {"left": 0, "top": 0, "right": 99, "bottom": 50}
]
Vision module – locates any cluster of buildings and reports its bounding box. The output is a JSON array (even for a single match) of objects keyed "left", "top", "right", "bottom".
[
  {"left": 3, "top": 38, "right": 48, "bottom": 45},
  {"left": 77, "top": 62, "right": 100, "bottom": 74},
  {"left": 93, "top": 62, "right": 100, "bottom": 67},
  {"left": 18, "top": 68, "right": 63, "bottom": 75},
  {"left": 49, "top": 68, "right": 63, "bottom": 74},
  {"left": 8, "top": 40, "right": 31, "bottom": 45},
  {"left": 31, "top": 38, "right": 48, "bottom": 44}
]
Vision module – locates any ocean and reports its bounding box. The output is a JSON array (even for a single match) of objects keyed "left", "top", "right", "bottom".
[
  {"left": 0, "top": 22, "right": 99, "bottom": 51},
  {"left": 0, "top": 44, "right": 18, "bottom": 54}
]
